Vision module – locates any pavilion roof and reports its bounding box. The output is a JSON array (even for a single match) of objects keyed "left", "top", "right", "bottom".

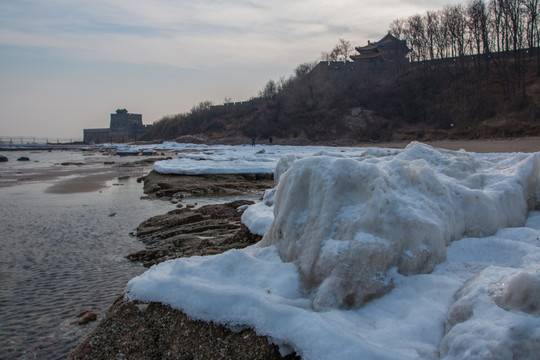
[
  {"left": 350, "top": 52, "right": 382, "bottom": 60},
  {"left": 355, "top": 44, "right": 379, "bottom": 52}
]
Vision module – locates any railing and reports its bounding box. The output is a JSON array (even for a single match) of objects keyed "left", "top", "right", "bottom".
[{"left": 0, "top": 137, "right": 83, "bottom": 145}]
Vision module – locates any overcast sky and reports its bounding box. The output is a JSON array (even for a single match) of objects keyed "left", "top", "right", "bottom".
[{"left": 0, "top": 0, "right": 462, "bottom": 139}]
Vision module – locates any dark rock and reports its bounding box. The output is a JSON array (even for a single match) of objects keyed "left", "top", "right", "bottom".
[
  {"left": 17, "top": 156, "right": 30, "bottom": 161},
  {"left": 72, "top": 309, "right": 98, "bottom": 325},
  {"left": 116, "top": 149, "right": 140, "bottom": 156},
  {"left": 141, "top": 149, "right": 156, "bottom": 156},
  {"left": 127, "top": 200, "right": 261, "bottom": 266},
  {"left": 70, "top": 175, "right": 290, "bottom": 359},
  {"left": 117, "top": 157, "right": 169, "bottom": 168},
  {"left": 141, "top": 170, "right": 274, "bottom": 200},
  {"left": 0, "top": 155, "right": 8, "bottom": 162},
  {"left": 68, "top": 297, "right": 298, "bottom": 360},
  {"left": 60, "top": 162, "right": 84, "bottom": 166}
]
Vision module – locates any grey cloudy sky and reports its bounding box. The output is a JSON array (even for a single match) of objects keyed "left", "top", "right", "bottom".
[{"left": 0, "top": 0, "right": 461, "bottom": 139}]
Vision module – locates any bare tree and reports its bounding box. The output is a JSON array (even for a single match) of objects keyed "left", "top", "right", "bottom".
[
  {"left": 338, "top": 38, "right": 353, "bottom": 62},
  {"left": 405, "top": 14, "right": 427, "bottom": 61},
  {"left": 294, "top": 62, "right": 317, "bottom": 78},
  {"left": 523, "top": 0, "right": 540, "bottom": 73},
  {"left": 468, "top": 0, "right": 490, "bottom": 56},
  {"left": 425, "top": 10, "right": 441, "bottom": 59},
  {"left": 389, "top": 18, "right": 407, "bottom": 38},
  {"left": 259, "top": 80, "right": 278, "bottom": 99},
  {"left": 443, "top": 4, "right": 467, "bottom": 57},
  {"left": 190, "top": 100, "right": 213, "bottom": 114},
  {"left": 325, "top": 38, "right": 353, "bottom": 63},
  {"left": 523, "top": 0, "right": 539, "bottom": 49}
]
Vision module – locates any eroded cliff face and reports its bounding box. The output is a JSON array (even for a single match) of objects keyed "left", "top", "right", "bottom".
[{"left": 68, "top": 296, "right": 298, "bottom": 360}]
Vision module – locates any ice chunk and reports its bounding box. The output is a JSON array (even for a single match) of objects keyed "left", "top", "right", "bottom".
[
  {"left": 440, "top": 266, "right": 540, "bottom": 359},
  {"left": 261, "top": 143, "right": 540, "bottom": 309},
  {"left": 492, "top": 267, "right": 540, "bottom": 315},
  {"left": 274, "top": 154, "right": 297, "bottom": 184},
  {"left": 241, "top": 188, "right": 276, "bottom": 236}
]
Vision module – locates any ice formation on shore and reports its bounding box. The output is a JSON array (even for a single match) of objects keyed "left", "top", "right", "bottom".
[
  {"left": 261, "top": 142, "right": 540, "bottom": 308},
  {"left": 150, "top": 143, "right": 366, "bottom": 175},
  {"left": 126, "top": 142, "right": 540, "bottom": 359}
]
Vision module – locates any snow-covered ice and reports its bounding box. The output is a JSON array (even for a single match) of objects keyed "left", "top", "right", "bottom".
[
  {"left": 125, "top": 142, "right": 540, "bottom": 359},
  {"left": 262, "top": 143, "right": 540, "bottom": 309},
  {"left": 150, "top": 143, "right": 374, "bottom": 175}
]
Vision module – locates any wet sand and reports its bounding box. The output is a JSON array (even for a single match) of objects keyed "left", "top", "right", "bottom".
[
  {"left": 0, "top": 151, "right": 165, "bottom": 194},
  {"left": 45, "top": 173, "right": 127, "bottom": 194}
]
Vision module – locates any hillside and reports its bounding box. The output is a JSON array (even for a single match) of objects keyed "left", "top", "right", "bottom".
[{"left": 142, "top": 52, "right": 539, "bottom": 145}]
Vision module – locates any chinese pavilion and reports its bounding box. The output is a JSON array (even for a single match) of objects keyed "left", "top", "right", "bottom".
[{"left": 351, "top": 34, "right": 409, "bottom": 63}]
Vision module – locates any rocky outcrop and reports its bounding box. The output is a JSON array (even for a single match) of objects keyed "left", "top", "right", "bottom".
[
  {"left": 70, "top": 198, "right": 300, "bottom": 359},
  {"left": 67, "top": 168, "right": 298, "bottom": 359},
  {"left": 139, "top": 170, "right": 274, "bottom": 199},
  {"left": 68, "top": 296, "right": 298, "bottom": 360},
  {"left": 126, "top": 200, "right": 262, "bottom": 267}
]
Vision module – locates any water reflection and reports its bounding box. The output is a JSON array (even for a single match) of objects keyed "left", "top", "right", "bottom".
[{"left": 0, "top": 177, "right": 174, "bottom": 359}]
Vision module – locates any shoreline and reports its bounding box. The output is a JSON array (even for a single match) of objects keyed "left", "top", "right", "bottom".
[
  {"left": 65, "top": 139, "right": 540, "bottom": 359},
  {"left": 3, "top": 137, "right": 539, "bottom": 195},
  {"left": 43, "top": 137, "right": 540, "bottom": 194}
]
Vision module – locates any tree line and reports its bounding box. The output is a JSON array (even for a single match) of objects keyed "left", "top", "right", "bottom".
[
  {"left": 387, "top": 0, "right": 538, "bottom": 102},
  {"left": 389, "top": 0, "right": 538, "bottom": 61}
]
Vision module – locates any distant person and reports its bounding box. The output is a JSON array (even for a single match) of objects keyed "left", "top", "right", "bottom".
[
  {"left": 269, "top": 137, "right": 273, "bottom": 144},
  {"left": 251, "top": 137, "right": 255, "bottom": 146}
]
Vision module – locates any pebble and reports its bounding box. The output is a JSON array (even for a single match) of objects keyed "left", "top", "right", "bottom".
[
  {"left": 237, "top": 204, "right": 249, "bottom": 212},
  {"left": 72, "top": 309, "right": 97, "bottom": 325}
]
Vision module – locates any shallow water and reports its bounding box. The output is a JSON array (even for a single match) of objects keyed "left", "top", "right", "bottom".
[{"left": 0, "top": 176, "right": 177, "bottom": 359}]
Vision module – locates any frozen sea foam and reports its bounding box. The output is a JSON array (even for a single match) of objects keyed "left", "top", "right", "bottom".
[{"left": 261, "top": 142, "right": 540, "bottom": 308}]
